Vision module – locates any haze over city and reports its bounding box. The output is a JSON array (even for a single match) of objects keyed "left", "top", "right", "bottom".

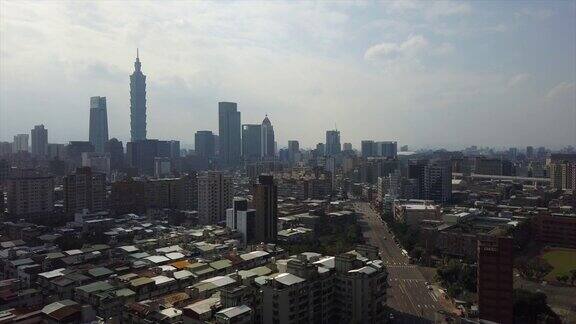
[{"left": 1, "top": 0, "right": 574, "bottom": 149}]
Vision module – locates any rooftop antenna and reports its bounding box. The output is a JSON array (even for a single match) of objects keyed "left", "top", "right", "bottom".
[{"left": 137, "top": 48, "right": 139, "bottom": 59}]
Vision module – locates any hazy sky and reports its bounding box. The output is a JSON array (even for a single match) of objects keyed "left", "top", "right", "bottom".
[{"left": 1, "top": 1, "right": 575, "bottom": 150}]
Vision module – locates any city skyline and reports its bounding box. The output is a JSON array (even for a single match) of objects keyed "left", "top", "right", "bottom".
[{"left": 1, "top": 1, "right": 575, "bottom": 149}]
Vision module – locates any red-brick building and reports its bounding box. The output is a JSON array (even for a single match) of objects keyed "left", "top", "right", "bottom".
[{"left": 477, "top": 235, "right": 513, "bottom": 324}]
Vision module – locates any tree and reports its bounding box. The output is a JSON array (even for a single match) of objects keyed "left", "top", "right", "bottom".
[
  {"left": 525, "top": 258, "right": 553, "bottom": 281},
  {"left": 513, "top": 289, "right": 561, "bottom": 324},
  {"left": 570, "top": 269, "right": 576, "bottom": 285}
]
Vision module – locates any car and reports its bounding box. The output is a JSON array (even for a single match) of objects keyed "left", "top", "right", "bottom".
[
  {"left": 428, "top": 286, "right": 433, "bottom": 290},
  {"left": 425, "top": 281, "right": 430, "bottom": 286}
]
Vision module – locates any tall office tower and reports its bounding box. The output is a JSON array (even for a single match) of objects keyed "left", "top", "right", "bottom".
[
  {"left": 427, "top": 160, "right": 452, "bottom": 204},
  {"left": 261, "top": 116, "right": 275, "bottom": 159},
  {"left": 226, "top": 198, "right": 255, "bottom": 244},
  {"left": 130, "top": 50, "right": 147, "bottom": 142},
  {"left": 288, "top": 140, "right": 300, "bottom": 163},
  {"left": 316, "top": 143, "right": 325, "bottom": 156},
  {"left": 343, "top": 142, "right": 352, "bottom": 152},
  {"left": 218, "top": 102, "right": 241, "bottom": 167},
  {"left": 63, "top": 167, "right": 107, "bottom": 214},
  {"left": 104, "top": 138, "right": 124, "bottom": 171},
  {"left": 89, "top": 96, "right": 109, "bottom": 153},
  {"left": 7, "top": 169, "right": 54, "bottom": 217},
  {"left": 325, "top": 130, "right": 341, "bottom": 156},
  {"left": 198, "top": 171, "right": 233, "bottom": 225},
  {"left": 242, "top": 124, "right": 261, "bottom": 161},
  {"left": 31, "top": 125, "right": 48, "bottom": 157},
  {"left": 375, "top": 141, "right": 397, "bottom": 158},
  {"left": 195, "top": 131, "right": 216, "bottom": 159},
  {"left": 477, "top": 235, "right": 513, "bottom": 324},
  {"left": 361, "top": 140, "right": 375, "bottom": 158},
  {"left": 253, "top": 174, "right": 278, "bottom": 243},
  {"left": 47, "top": 144, "right": 66, "bottom": 160},
  {"left": 12, "top": 134, "right": 29, "bottom": 153},
  {"left": 526, "top": 146, "right": 534, "bottom": 159}
]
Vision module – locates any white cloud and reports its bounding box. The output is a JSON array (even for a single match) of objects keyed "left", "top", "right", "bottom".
[
  {"left": 364, "top": 34, "right": 429, "bottom": 61},
  {"left": 515, "top": 7, "right": 553, "bottom": 20},
  {"left": 546, "top": 82, "right": 576, "bottom": 99},
  {"left": 507, "top": 73, "right": 531, "bottom": 87}
]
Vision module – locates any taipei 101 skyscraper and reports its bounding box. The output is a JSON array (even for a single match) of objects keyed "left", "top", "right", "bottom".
[{"left": 130, "top": 49, "right": 147, "bottom": 142}]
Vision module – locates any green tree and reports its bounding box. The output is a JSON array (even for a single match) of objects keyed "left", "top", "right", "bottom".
[
  {"left": 570, "top": 269, "right": 576, "bottom": 285},
  {"left": 513, "top": 289, "right": 561, "bottom": 324}
]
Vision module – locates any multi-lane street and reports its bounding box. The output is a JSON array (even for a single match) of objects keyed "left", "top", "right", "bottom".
[{"left": 354, "top": 202, "right": 443, "bottom": 323}]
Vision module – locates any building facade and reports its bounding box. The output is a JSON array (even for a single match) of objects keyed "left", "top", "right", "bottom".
[
  {"left": 253, "top": 175, "right": 278, "bottom": 243},
  {"left": 198, "top": 171, "right": 233, "bottom": 225},
  {"left": 260, "top": 116, "right": 275, "bottom": 159},
  {"left": 218, "top": 102, "right": 241, "bottom": 167},
  {"left": 477, "top": 235, "right": 513, "bottom": 324},
  {"left": 325, "top": 130, "right": 341, "bottom": 156},
  {"left": 63, "top": 167, "right": 107, "bottom": 214},
  {"left": 31, "top": 125, "right": 48, "bottom": 157},
  {"left": 89, "top": 96, "right": 109, "bottom": 153},
  {"left": 195, "top": 131, "right": 216, "bottom": 159},
  {"left": 7, "top": 169, "right": 54, "bottom": 217}
]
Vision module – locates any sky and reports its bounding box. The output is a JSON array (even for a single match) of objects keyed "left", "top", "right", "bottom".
[{"left": 0, "top": 1, "right": 575, "bottom": 150}]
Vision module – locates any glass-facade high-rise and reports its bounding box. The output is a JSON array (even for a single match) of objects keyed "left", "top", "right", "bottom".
[
  {"left": 261, "top": 115, "right": 275, "bottom": 158},
  {"left": 89, "top": 96, "right": 109, "bottom": 153},
  {"left": 218, "top": 102, "right": 241, "bottom": 167},
  {"left": 130, "top": 50, "right": 147, "bottom": 142}
]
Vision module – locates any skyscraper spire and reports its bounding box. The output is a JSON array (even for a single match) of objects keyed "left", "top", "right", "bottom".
[
  {"left": 130, "top": 50, "right": 147, "bottom": 141},
  {"left": 134, "top": 48, "right": 141, "bottom": 72}
]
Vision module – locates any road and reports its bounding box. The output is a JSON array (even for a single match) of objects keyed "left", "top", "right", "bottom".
[{"left": 354, "top": 202, "right": 443, "bottom": 323}]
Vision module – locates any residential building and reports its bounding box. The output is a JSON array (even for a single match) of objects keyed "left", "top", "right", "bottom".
[
  {"left": 13, "top": 134, "right": 29, "bottom": 153},
  {"left": 81, "top": 152, "right": 111, "bottom": 178},
  {"left": 7, "top": 169, "right": 54, "bottom": 217},
  {"left": 63, "top": 167, "right": 107, "bottom": 214},
  {"left": 198, "top": 171, "right": 233, "bottom": 225},
  {"left": 144, "top": 174, "right": 198, "bottom": 210},
  {"left": 47, "top": 143, "right": 66, "bottom": 160},
  {"left": 374, "top": 141, "right": 397, "bottom": 159},
  {"left": 226, "top": 198, "right": 255, "bottom": 244},
  {"left": 361, "top": 140, "right": 375, "bottom": 158},
  {"left": 31, "top": 125, "right": 48, "bottom": 157}
]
